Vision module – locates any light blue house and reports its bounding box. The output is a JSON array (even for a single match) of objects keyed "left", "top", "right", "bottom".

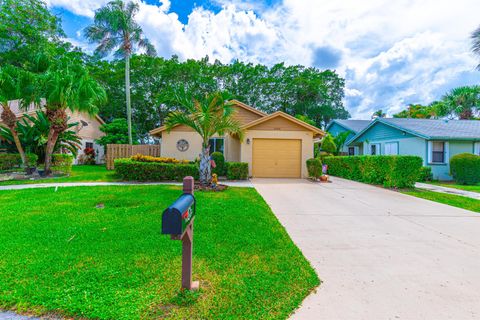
[
  {"left": 347, "top": 118, "right": 480, "bottom": 180},
  {"left": 325, "top": 120, "right": 371, "bottom": 154}
]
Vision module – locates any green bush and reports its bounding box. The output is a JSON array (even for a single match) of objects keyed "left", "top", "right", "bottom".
[
  {"left": 226, "top": 162, "right": 248, "bottom": 180},
  {"left": 51, "top": 154, "right": 74, "bottom": 175},
  {"left": 211, "top": 152, "right": 226, "bottom": 176},
  {"left": 450, "top": 153, "right": 480, "bottom": 185},
  {"left": 115, "top": 158, "right": 199, "bottom": 181},
  {"left": 306, "top": 158, "right": 323, "bottom": 179},
  {"left": 323, "top": 155, "right": 422, "bottom": 188},
  {"left": 321, "top": 134, "right": 336, "bottom": 154},
  {"left": 0, "top": 153, "right": 38, "bottom": 170},
  {"left": 418, "top": 166, "right": 433, "bottom": 182}
]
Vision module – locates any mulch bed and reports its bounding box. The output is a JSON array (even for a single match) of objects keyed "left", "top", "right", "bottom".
[{"left": 194, "top": 183, "right": 228, "bottom": 192}]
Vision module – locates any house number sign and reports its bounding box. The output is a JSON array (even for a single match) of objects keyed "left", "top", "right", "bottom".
[{"left": 177, "top": 139, "right": 189, "bottom": 152}]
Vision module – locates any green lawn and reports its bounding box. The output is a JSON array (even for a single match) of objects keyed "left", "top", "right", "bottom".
[
  {"left": 0, "top": 165, "right": 119, "bottom": 186},
  {"left": 426, "top": 181, "right": 480, "bottom": 193},
  {"left": 0, "top": 185, "right": 318, "bottom": 319},
  {"left": 402, "top": 189, "right": 480, "bottom": 213}
]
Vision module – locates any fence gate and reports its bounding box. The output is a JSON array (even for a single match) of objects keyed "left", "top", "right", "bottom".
[{"left": 106, "top": 144, "right": 161, "bottom": 170}]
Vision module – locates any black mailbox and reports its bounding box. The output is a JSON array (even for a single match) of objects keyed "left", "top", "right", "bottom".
[{"left": 162, "top": 193, "right": 195, "bottom": 235}]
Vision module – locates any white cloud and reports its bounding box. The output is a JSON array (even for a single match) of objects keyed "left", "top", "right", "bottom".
[{"left": 47, "top": 0, "right": 480, "bottom": 118}]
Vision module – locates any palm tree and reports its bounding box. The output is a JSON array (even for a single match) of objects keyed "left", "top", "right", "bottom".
[
  {"left": 442, "top": 86, "right": 480, "bottom": 119},
  {"left": 41, "top": 62, "right": 106, "bottom": 174},
  {"left": 472, "top": 25, "right": 480, "bottom": 69},
  {"left": 84, "top": 0, "right": 156, "bottom": 145},
  {"left": 371, "top": 109, "right": 386, "bottom": 119},
  {"left": 0, "top": 65, "right": 37, "bottom": 167},
  {"left": 164, "top": 91, "right": 243, "bottom": 185}
]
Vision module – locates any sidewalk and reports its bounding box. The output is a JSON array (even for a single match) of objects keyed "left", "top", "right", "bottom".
[{"left": 415, "top": 182, "right": 480, "bottom": 200}]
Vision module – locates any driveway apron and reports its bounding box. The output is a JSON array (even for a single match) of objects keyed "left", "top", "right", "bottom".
[{"left": 253, "top": 177, "right": 480, "bottom": 320}]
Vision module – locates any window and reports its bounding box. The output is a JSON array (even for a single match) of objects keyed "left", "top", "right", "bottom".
[
  {"left": 348, "top": 147, "right": 355, "bottom": 156},
  {"left": 85, "top": 142, "right": 94, "bottom": 149},
  {"left": 431, "top": 141, "right": 445, "bottom": 163},
  {"left": 209, "top": 138, "right": 224, "bottom": 154},
  {"left": 370, "top": 144, "right": 379, "bottom": 155},
  {"left": 384, "top": 142, "right": 399, "bottom": 155}
]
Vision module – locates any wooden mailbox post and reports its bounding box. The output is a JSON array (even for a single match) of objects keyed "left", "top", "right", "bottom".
[{"left": 161, "top": 176, "right": 199, "bottom": 291}]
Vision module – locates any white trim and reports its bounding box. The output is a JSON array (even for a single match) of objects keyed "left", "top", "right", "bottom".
[
  {"left": 474, "top": 142, "right": 480, "bottom": 155},
  {"left": 444, "top": 141, "right": 449, "bottom": 164},
  {"left": 427, "top": 141, "right": 432, "bottom": 163},
  {"left": 384, "top": 141, "right": 399, "bottom": 155}
]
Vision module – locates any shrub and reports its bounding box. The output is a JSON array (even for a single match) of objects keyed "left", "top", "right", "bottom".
[
  {"left": 418, "top": 166, "right": 433, "bottom": 182},
  {"left": 306, "top": 158, "right": 322, "bottom": 179},
  {"left": 115, "top": 158, "right": 199, "bottom": 181},
  {"left": 0, "top": 153, "right": 38, "bottom": 170},
  {"left": 52, "top": 154, "right": 74, "bottom": 175},
  {"left": 323, "top": 155, "right": 422, "bottom": 188},
  {"left": 130, "top": 154, "right": 190, "bottom": 164},
  {"left": 450, "top": 153, "right": 480, "bottom": 185},
  {"left": 321, "top": 134, "right": 336, "bottom": 154},
  {"left": 226, "top": 162, "right": 249, "bottom": 180},
  {"left": 211, "top": 152, "right": 226, "bottom": 176}
]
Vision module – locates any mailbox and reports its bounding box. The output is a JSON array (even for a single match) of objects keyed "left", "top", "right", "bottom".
[{"left": 162, "top": 193, "right": 195, "bottom": 236}]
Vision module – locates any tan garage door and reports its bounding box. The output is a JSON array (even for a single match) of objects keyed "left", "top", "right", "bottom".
[{"left": 252, "top": 139, "right": 302, "bottom": 178}]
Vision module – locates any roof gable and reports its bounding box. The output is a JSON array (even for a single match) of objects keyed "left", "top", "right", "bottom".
[
  {"left": 326, "top": 119, "right": 371, "bottom": 134},
  {"left": 241, "top": 111, "right": 325, "bottom": 137},
  {"left": 349, "top": 120, "right": 415, "bottom": 144},
  {"left": 149, "top": 100, "right": 266, "bottom": 136}
]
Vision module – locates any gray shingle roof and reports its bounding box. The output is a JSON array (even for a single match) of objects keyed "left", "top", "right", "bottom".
[
  {"left": 380, "top": 118, "right": 480, "bottom": 140},
  {"left": 333, "top": 120, "right": 371, "bottom": 133}
]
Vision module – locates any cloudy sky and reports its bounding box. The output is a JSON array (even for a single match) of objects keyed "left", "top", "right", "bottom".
[{"left": 46, "top": 0, "right": 480, "bottom": 119}]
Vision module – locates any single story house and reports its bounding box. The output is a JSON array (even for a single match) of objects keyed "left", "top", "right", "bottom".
[
  {"left": 325, "top": 119, "right": 371, "bottom": 155},
  {"left": 347, "top": 118, "right": 480, "bottom": 180},
  {"left": 149, "top": 100, "right": 325, "bottom": 178},
  {"left": 0, "top": 99, "right": 105, "bottom": 164}
]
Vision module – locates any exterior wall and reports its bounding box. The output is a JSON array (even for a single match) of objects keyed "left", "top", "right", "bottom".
[
  {"left": 161, "top": 131, "right": 203, "bottom": 161},
  {"left": 429, "top": 140, "right": 474, "bottom": 181},
  {"left": 231, "top": 105, "right": 263, "bottom": 125},
  {"left": 225, "top": 135, "right": 241, "bottom": 162},
  {"left": 354, "top": 122, "right": 415, "bottom": 142},
  {"left": 69, "top": 111, "right": 105, "bottom": 164},
  {"left": 240, "top": 130, "right": 314, "bottom": 178}
]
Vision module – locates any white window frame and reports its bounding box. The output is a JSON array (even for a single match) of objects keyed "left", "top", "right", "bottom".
[
  {"left": 428, "top": 141, "right": 449, "bottom": 164},
  {"left": 370, "top": 143, "right": 381, "bottom": 155},
  {"left": 384, "top": 142, "right": 399, "bottom": 155},
  {"left": 475, "top": 142, "right": 480, "bottom": 156},
  {"left": 209, "top": 137, "right": 225, "bottom": 154}
]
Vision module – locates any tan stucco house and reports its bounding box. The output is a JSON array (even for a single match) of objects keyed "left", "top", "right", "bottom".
[
  {"left": 0, "top": 100, "right": 106, "bottom": 164},
  {"left": 149, "top": 100, "right": 325, "bottom": 178}
]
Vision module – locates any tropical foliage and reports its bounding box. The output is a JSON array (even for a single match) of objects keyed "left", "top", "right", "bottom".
[
  {"left": 393, "top": 103, "right": 440, "bottom": 119},
  {"left": 164, "top": 91, "right": 243, "bottom": 185},
  {"left": 85, "top": 0, "right": 156, "bottom": 144},
  {"left": 96, "top": 118, "right": 134, "bottom": 147},
  {"left": 0, "top": 111, "right": 81, "bottom": 163},
  {"left": 472, "top": 24, "right": 480, "bottom": 70}
]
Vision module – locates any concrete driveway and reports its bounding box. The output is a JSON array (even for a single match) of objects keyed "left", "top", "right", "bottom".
[{"left": 252, "top": 177, "right": 480, "bottom": 320}]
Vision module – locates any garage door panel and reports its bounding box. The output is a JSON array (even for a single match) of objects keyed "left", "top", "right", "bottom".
[{"left": 252, "top": 139, "right": 301, "bottom": 178}]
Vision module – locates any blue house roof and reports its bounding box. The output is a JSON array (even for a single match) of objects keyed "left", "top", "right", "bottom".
[
  {"left": 326, "top": 120, "right": 371, "bottom": 133},
  {"left": 349, "top": 118, "right": 480, "bottom": 143}
]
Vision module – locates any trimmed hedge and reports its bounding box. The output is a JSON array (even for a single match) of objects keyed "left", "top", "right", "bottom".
[
  {"left": 306, "top": 158, "right": 322, "bottom": 179},
  {"left": 450, "top": 153, "right": 480, "bottom": 185},
  {"left": 418, "top": 166, "right": 433, "bottom": 182},
  {"left": 115, "top": 158, "right": 199, "bottom": 181},
  {"left": 226, "top": 162, "right": 248, "bottom": 180},
  {"left": 0, "top": 153, "right": 38, "bottom": 170},
  {"left": 130, "top": 154, "right": 190, "bottom": 164},
  {"left": 323, "top": 155, "right": 422, "bottom": 188},
  {"left": 211, "top": 152, "right": 226, "bottom": 176},
  {"left": 52, "top": 154, "right": 74, "bottom": 175}
]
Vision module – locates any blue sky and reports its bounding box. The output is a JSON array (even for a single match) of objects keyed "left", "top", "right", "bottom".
[{"left": 46, "top": 0, "right": 480, "bottom": 119}]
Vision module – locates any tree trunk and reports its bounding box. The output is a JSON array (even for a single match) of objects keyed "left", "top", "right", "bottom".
[
  {"left": 125, "top": 54, "right": 133, "bottom": 145},
  {"left": 44, "top": 127, "right": 59, "bottom": 176},
  {"left": 199, "top": 145, "right": 211, "bottom": 185},
  {"left": 1, "top": 105, "right": 27, "bottom": 167}
]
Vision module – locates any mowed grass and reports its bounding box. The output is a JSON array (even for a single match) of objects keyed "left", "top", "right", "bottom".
[
  {"left": 0, "top": 165, "right": 119, "bottom": 186},
  {"left": 0, "top": 185, "right": 319, "bottom": 319},
  {"left": 402, "top": 189, "right": 480, "bottom": 213},
  {"left": 427, "top": 181, "right": 480, "bottom": 194}
]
